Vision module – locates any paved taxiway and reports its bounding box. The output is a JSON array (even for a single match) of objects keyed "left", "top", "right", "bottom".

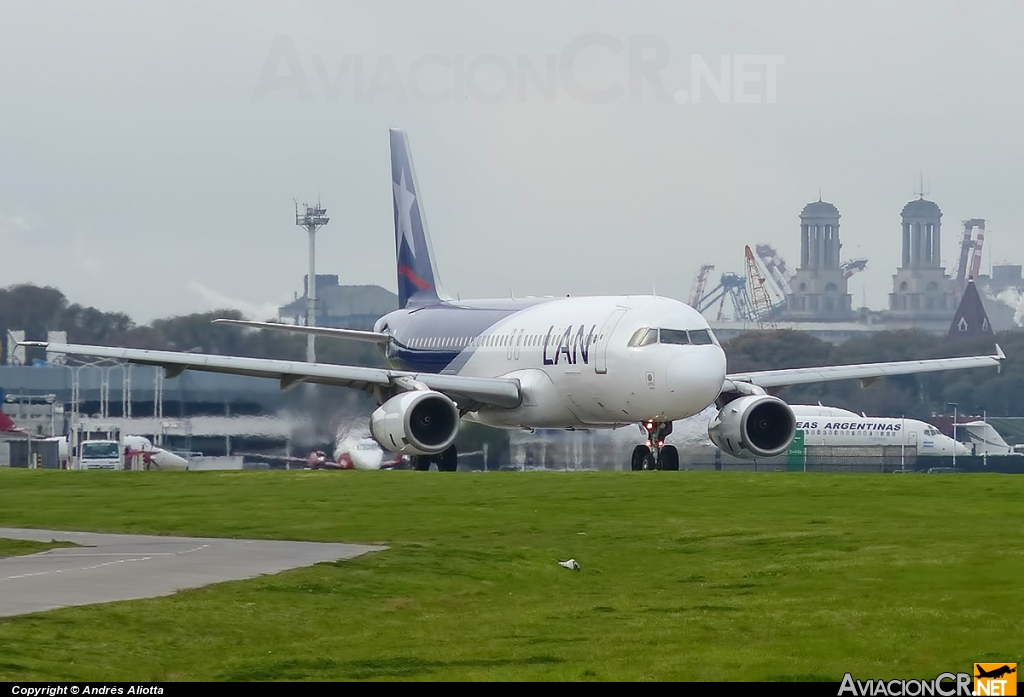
[{"left": 0, "top": 528, "right": 386, "bottom": 617}]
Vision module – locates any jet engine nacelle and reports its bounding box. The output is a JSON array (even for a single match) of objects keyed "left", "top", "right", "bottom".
[
  {"left": 708, "top": 394, "right": 797, "bottom": 459},
  {"left": 370, "top": 390, "right": 460, "bottom": 456}
]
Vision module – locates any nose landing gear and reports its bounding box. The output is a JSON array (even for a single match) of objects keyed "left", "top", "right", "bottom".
[{"left": 629, "top": 421, "right": 679, "bottom": 471}]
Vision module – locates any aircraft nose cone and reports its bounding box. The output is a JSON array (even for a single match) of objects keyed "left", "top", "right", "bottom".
[{"left": 667, "top": 348, "right": 726, "bottom": 413}]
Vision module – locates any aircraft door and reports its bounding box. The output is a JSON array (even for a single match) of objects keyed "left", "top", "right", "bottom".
[
  {"left": 907, "top": 429, "right": 918, "bottom": 454},
  {"left": 595, "top": 308, "right": 628, "bottom": 375}
]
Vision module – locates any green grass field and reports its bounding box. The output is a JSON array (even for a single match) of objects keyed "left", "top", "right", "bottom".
[
  {"left": 0, "top": 537, "right": 76, "bottom": 559},
  {"left": 0, "top": 469, "right": 1020, "bottom": 682}
]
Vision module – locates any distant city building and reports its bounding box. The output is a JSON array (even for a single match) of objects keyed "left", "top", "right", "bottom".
[
  {"left": 278, "top": 274, "right": 398, "bottom": 330},
  {"left": 983, "top": 264, "right": 1024, "bottom": 293},
  {"left": 780, "top": 199, "right": 855, "bottom": 321},
  {"left": 887, "top": 196, "right": 958, "bottom": 321}
]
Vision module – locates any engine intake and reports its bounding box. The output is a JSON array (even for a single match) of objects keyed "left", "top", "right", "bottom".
[
  {"left": 370, "top": 390, "right": 460, "bottom": 456},
  {"left": 708, "top": 394, "right": 796, "bottom": 459}
]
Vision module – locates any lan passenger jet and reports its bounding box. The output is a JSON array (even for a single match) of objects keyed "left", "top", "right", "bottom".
[{"left": 23, "top": 129, "right": 1006, "bottom": 471}]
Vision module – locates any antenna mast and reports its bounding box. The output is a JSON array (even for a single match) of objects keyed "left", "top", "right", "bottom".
[{"left": 295, "top": 199, "right": 330, "bottom": 362}]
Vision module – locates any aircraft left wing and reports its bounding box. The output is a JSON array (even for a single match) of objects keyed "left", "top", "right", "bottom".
[
  {"left": 725, "top": 345, "right": 1005, "bottom": 390},
  {"left": 19, "top": 342, "right": 522, "bottom": 410},
  {"left": 211, "top": 319, "right": 390, "bottom": 344}
]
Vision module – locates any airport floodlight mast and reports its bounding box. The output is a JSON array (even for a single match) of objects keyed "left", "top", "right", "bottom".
[{"left": 295, "top": 199, "right": 330, "bottom": 363}]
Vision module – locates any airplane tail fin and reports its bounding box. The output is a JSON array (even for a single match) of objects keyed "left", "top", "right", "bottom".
[
  {"left": 962, "top": 422, "right": 1012, "bottom": 455},
  {"left": 0, "top": 407, "right": 24, "bottom": 435},
  {"left": 390, "top": 128, "right": 448, "bottom": 309}
]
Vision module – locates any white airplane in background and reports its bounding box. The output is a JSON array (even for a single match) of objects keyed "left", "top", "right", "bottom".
[
  {"left": 121, "top": 435, "right": 190, "bottom": 470},
  {"left": 240, "top": 438, "right": 404, "bottom": 470},
  {"left": 21, "top": 129, "right": 1007, "bottom": 472},
  {"left": 958, "top": 421, "right": 1024, "bottom": 456},
  {"left": 334, "top": 434, "right": 407, "bottom": 470},
  {"left": 791, "top": 405, "right": 969, "bottom": 457}
]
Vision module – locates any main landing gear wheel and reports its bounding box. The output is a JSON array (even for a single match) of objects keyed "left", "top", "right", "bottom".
[
  {"left": 630, "top": 445, "right": 648, "bottom": 471},
  {"left": 630, "top": 445, "right": 658, "bottom": 470},
  {"left": 412, "top": 445, "right": 459, "bottom": 472},
  {"left": 660, "top": 445, "right": 679, "bottom": 471},
  {"left": 437, "top": 444, "right": 458, "bottom": 472},
  {"left": 629, "top": 421, "right": 675, "bottom": 471}
]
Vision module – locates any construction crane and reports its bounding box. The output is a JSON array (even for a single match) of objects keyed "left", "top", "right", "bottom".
[
  {"left": 970, "top": 226, "right": 985, "bottom": 283},
  {"left": 754, "top": 244, "right": 796, "bottom": 302},
  {"left": 841, "top": 258, "right": 868, "bottom": 279},
  {"left": 745, "top": 245, "right": 777, "bottom": 330},
  {"left": 955, "top": 219, "right": 986, "bottom": 294},
  {"left": 688, "top": 264, "right": 714, "bottom": 308},
  {"left": 696, "top": 272, "right": 754, "bottom": 322}
]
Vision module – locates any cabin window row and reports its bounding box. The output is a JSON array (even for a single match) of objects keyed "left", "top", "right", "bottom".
[
  {"left": 404, "top": 333, "right": 604, "bottom": 349},
  {"left": 804, "top": 429, "right": 899, "bottom": 437}
]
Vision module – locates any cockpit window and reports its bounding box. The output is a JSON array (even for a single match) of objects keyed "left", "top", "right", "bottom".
[
  {"left": 688, "top": 329, "right": 713, "bottom": 345},
  {"left": 630, "top": 327, "right": 720, "bottom": 347},
  {"left": 659, "top": 329, "right": 691, "bottom": 345},
  {"left": 628, "top": 328, "right": 658, "bottom": 347}
]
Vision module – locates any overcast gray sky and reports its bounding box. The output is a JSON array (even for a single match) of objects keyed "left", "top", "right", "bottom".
[{"left": 1, "top": 1, "right": 1022, "bottom": 324}]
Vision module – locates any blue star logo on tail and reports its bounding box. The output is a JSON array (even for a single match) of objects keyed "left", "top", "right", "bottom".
[
  {"left": 393, "top": 169, "right": 417, "bottom": 259},
  {"left": 390, "top": 127, "right": 444, "bottom": 308}
]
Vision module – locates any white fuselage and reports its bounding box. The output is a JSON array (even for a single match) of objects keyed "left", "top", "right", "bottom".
[
  {"left": 791, "top": 406, "right": 969, "bottom": 457},
  {"left": 122, "top": 435, "right": 190, "bottom": 469},
  {"left": 375, "top": 295, "right": 728, "bottom": 430}
]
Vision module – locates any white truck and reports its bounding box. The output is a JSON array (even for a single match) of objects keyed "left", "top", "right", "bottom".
[{"left": 77, "top": 439, "right": 123, "bottom": 470}]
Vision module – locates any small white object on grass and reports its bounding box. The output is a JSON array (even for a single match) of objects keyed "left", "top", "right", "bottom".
[{"left": 558, "top": 559, "right": 580, "bottom": 570}]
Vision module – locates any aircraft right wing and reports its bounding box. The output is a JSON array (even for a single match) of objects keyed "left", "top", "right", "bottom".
[
  {"left": 724, "top": 344, "right": 1006, "bottom": 391},
  {"left": 19, "top": 342, "right": 522, "bottom": 411}
]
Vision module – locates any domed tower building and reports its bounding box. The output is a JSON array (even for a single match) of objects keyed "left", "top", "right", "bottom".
[
  {"left": 888, "top": 196, "right": 957, "bottom": 320},
  {"left": 781, "top": 199, "right": 854, "bottom": 321}
]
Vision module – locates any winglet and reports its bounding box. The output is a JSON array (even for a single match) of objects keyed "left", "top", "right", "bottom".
[{"left": 996, "top": 344, "right": 1006, "bottom": 361}]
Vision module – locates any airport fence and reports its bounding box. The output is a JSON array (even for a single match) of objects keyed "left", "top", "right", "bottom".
[
  {"left": 481, "top": 454, "right": 1024, "bottom": 474},
  {"left": 681, "top": 455, "right": 1024, "bottom": 474}
]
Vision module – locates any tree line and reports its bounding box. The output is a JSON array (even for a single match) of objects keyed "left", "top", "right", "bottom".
[{"left": 0, "top": 283, "right": 384, "bottom": 369}]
